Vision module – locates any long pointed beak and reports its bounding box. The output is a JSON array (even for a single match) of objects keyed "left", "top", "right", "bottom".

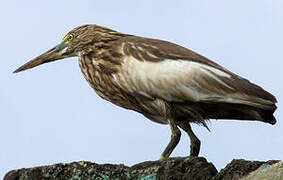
[{"left": 13, "top": 43, "right": 68, "bottom": 73}]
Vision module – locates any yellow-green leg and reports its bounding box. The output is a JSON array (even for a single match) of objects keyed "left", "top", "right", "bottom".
[
  {"left": 177, "top": 121, "right": 200, "bottom": 156},
  {"left": 160, "top": 119, "right": 181, "bottom": 160}
]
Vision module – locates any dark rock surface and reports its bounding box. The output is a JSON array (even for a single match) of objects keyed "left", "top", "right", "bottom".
[
  {"left": 212, "top": 159, "right": 280, "bottom": 180},
  {"left": 4, "top": 157, "right": 281, "bottom": 180}
]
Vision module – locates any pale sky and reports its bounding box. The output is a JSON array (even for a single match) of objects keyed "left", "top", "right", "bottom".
[{"left": 1, "top": 0, "right": 283, "bottom": 178}]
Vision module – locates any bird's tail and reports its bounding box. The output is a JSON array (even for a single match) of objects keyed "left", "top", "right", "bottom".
[
  {"left": 257, "top": 107, "right": 277, "bottom": 125},
  {"left": 196, "top": 102, "right": 277, "bottom": 125},
  {"left": 240, "top": 102, "right": 277, "bottom": 125}
]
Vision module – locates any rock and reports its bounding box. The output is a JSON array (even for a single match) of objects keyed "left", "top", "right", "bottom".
[
  {"left": 129, "top": 156, "right": 217, "bottom": 180},
  {"left": 212, "top": 159, "right": 280, "bottom": 180},
  {"left": 241, "top": 161, "right": 283, "bottom": 180},
  {"left": 4, "top": 157, "right": 216, "bottom": 180},
  {"left": 4, "top": 157, "right": 282, "bottom": 180}
]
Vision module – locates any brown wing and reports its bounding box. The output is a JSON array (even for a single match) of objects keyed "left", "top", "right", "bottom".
[{"left": 115, "top": 36, "right": 277, "bottom": 111}]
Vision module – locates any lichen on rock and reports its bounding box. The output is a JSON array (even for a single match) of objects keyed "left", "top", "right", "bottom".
[{"left": 4, "top": 157, "right": 282, "bottom": 180}]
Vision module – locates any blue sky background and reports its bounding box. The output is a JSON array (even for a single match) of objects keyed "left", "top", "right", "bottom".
[{"left": 1, "top": 0, "right": 282, "bottom": 178}]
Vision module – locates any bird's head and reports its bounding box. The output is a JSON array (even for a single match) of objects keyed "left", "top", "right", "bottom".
[{"left": 14, "top": 24, "right": 123, "bottom": 73}]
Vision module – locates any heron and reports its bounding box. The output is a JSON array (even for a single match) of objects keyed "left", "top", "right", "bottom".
[{"left": 14, "top": 24, "right": 277, "bottom": 159}]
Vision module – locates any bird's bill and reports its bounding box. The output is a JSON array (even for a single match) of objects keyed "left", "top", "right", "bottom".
[{"left": 13, "top": 42, "right": 68, "bottom": 73}]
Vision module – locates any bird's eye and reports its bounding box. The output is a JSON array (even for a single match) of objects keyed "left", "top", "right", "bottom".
[{"left": 67, "top": 34, "right": 74, "bottom": 41}]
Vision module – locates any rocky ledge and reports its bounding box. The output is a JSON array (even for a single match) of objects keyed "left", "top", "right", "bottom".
[{"left": 4, "top": 157, "right": 283, "bottom": 180}]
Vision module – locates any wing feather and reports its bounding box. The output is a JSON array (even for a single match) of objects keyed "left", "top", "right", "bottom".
[{"left": 115, "top": 37, "right": 277, "bottom": 110}]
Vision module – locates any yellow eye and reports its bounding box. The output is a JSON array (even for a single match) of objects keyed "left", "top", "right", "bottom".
[
  {"left": 67, "top": 34, "right": 74, "bottom": 41},
  {"left": 63, "top": 33, "right": 74, "bottom": 43}
]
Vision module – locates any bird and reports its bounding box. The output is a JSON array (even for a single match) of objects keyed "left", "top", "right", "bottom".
[{"left": 14, "top": 24, "right": 277, "bottom": 159}]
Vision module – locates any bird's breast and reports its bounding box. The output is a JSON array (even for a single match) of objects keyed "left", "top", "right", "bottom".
[
  {"left": 79, "top": 55, "right": 118, "bottom": 99},
  {"left": 78, "top": 54, "right": 170, "bottom": 124},
  {"left": 78, "top": 54, "right": 143, "bottom": 112}
]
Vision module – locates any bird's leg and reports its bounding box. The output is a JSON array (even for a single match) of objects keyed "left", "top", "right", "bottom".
[
  {"left": 177, "top": 121, "right": 200, "bottom": 156},
  {"left": 160, "top": 119, "right": 181, "bottom": 160}
]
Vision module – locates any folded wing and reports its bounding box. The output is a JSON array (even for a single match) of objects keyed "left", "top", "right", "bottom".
[{"left": 116, "top": 37, "right": 277, "bottom": 111}]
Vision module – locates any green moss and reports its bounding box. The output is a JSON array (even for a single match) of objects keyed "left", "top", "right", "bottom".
[
  {"left": 140, "top": 174, "right": 156, "bottom": 180},
  {"left": 42, "top": 172, "right": 52, "bottom": 179},
  {"left": 260, "top": 164, "right": 271, "bottom": 169},
  {"left": 87, "top": 168, "right": 95, "bottom": 175}
]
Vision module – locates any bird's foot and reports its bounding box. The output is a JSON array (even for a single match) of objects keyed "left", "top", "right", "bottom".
[{"left": 159, "top": 155, "right": 168, "bottom": 160}]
